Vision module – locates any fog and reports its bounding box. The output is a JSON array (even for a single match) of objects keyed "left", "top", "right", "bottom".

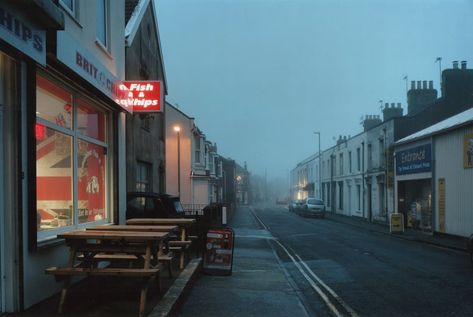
[{"left": 155, "top": 0, "right": 473, "bottom": 181}]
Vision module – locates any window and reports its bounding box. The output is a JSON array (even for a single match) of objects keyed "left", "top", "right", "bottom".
[
  {"left": 368, "top": 143, "right": 372, "bottom": 169},
  {"left": 339, "top": 153, "right": 343, "bottom": 175},
  {"left": 194, "top": 135, "right": 201, "bottom": 163},
  {"left": 356, "top": 184, "right": 361, "bottom": 210},
  {"left": 96, "top": 0, "right": 108, "bottom": 48},
  {"left": 357, "top": 147, "right": 361, "bottom": 171},
  {"left": 338, "top": 181, "right": 343, "bottom": 210},
  {"left": 60, "top": 0, "right": 76, "bottom": 16},
  {"left": 349, "top": 151, "right": 352, "bottom": 173},
  {"left": 379, "top": 138, "right": 385, "bottom": 168},
  {"left": 36, "top": 74, "right": 109, "bottom": 240},
  {"left": 136, "top": 161, "right": 152, "bottom": 192}
]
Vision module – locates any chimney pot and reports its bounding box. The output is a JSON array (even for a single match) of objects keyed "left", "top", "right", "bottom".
[
  {"left": 385, "top": 102, "right": 389, "bottom": 108},
  {"left": 429, "top": 80, "right": 433, "bottom": 89},
  {"left": 461, "top": 61, "right": 467, "bottom": 69},
  {"left": 422, "top": 80, "right": 427, "bottom": 89},
  {"left": 417, "top": 80, "right": 422, "bottom": 89},
  {"left": 453, "top": 61, "right": 459, "bottom": 69},
  {"left": 390, "top": 103, "right": 395, "bottom": 108},
  {"left": 411, "top": 81, "right": 415, "bottom": 89},
  {"left": 397, "top": 103, "right": 401, "bottom": 108}
]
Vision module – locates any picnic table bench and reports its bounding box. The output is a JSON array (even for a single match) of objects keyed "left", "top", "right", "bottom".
[
  {"left": 126, "top": 218, "right": 196, "bottom": 269},
  {"left": 45, "top": 229, "right": 169, "bottom": 317}
]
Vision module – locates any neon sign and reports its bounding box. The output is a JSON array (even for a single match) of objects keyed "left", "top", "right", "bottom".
[{"left": 115, "top": 81, "right": 163, "bottom": 112}]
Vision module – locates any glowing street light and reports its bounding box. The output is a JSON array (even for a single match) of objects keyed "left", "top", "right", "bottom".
[{"left": 174, "top": 125, "right": 181, "bottom": 197}]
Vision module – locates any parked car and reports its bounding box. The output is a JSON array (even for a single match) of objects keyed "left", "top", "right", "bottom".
[
  {"left": 126, "top": 192, "right": 185, "bottom": 219},
  {"left": 301, "top": 198, "right": 326, "bottom": 218},
  {"left": 289, "top": 199, "right": 304, "bottom": 212}
]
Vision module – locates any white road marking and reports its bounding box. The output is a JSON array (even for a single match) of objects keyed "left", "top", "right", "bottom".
[{"left": 252, "top": 207, "right": 359, "bottom": 317}]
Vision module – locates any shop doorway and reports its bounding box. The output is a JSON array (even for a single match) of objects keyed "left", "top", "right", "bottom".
[{"left": 398, "top": 179, "right": 432, "bottom": 232}]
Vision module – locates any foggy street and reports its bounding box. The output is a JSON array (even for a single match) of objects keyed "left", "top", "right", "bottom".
[{"left": 250, "top": 205, "right": 473, "bottom": 317}]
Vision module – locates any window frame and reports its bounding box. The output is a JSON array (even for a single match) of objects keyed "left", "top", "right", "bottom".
[
  {"left": 35, "top": 73, "right": 111, "bottom": 243},
  {"left": 96, "top": 0, "right": 110, "bottom": 50}
]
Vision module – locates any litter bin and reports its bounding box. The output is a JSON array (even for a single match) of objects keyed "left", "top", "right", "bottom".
[{"left": 203, "top": 227, "right": 235, "bottom": 276}]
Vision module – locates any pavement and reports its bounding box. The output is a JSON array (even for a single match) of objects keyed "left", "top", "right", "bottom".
[
  {"left": 11, "top": 205, "right": 470, "bottom": 317},
  {"left": 323, "top": 211, "right": 469, "bottom": 252}
]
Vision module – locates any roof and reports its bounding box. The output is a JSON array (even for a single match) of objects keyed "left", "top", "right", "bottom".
[
  {"left": 125, "top": 0, "right": 168, "bottom": 93},
  {"left": 396, "top": 107, "right": 473, "bottom": 145}
]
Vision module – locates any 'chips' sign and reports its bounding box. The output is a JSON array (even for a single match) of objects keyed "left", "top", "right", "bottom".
[{"left": 115, "top": 81, "right": 163, "bottom": 112}]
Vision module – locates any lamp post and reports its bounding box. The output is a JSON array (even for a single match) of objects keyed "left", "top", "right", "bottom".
[
  {"left": 314, "top": 131, "right": 321, "bottom": 199},
  {"left": 174, "top": 125, "right": 181, "bottom": 197}
]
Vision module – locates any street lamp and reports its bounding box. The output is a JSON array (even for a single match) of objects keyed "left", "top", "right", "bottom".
[
  {"left": 174, "top": 125, "right": 181, "bottom": 197},
  {"left": 314, "top": 131, "right": 321, "bottom": 200}
]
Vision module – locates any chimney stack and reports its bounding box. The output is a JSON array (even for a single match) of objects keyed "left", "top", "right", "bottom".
[
  {"left": 407, "top": 78, "right": 438, "bottom": 115},
  {"left": 382, "top": 102, "right": 403, "bottom": 121}
]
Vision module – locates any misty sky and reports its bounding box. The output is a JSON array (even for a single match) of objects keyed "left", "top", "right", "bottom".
[{"left": 154, "top": 0, "right": 473, "bottom": 180}]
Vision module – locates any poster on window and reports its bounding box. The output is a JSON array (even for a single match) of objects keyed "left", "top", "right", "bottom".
[
  {"left": 78, "top": 141, "right": 106, "bottom": 223},
  {"left": 465, "top": 133, "right": 473, "bottom": 169}
]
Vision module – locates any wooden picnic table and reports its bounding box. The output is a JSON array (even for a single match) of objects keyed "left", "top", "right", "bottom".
[
  {"left": 126, "top": 218, "right": 195, "bottom": 241},
  {"left": 87, "top": 224, "right": 179, "bottom": 233},
  {"left": 126, "top": 218, "right": 196, "bottom": 269},
  {"left": 46, "top": 229, "right": 170, "bottom": 317}
]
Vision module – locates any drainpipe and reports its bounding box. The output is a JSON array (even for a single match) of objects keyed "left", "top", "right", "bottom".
[{"left": 362, "top": 141, "right": 365, "bottom": 219}]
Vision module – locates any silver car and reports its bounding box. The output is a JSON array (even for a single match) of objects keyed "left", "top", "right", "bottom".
[{"left": 302, "top": 198, "right": 325, "bottom": 218}]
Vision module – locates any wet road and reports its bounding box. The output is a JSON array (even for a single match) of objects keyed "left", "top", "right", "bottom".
[{"left": 253, "top": 204, "right": 473, "bottom": 317}]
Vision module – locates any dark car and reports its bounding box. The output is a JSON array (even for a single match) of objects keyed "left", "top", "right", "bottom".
[{"left": 126, "top": 192, "right": 185, "bottom": 219}]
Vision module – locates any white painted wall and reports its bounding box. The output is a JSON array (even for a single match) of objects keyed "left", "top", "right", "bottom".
[
  {"left": 434, "top": 125, "right": 473, "bottom": 237},
  {"left": 165, "top": 104, "right": 193, "bottom": 203}
]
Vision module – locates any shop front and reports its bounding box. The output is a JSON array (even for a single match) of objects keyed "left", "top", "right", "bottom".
[
  {"left": 0, "top": 1, "right": 63, "bottom": 311},
  {"left": 395, "top": 142, "right": 433, "bottom": 232}
]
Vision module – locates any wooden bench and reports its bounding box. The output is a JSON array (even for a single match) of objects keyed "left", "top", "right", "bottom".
[
  {"left": 76, "top": 252, "right": 175, "bottom": 277},
  {"left": 45, "top": 266, "right": 160, "bottom": 316},
  {"left": 167, "top": 240, "right": 193, "bottom": 269}
]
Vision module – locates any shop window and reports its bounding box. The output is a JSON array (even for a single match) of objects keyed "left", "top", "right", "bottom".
[
  {"left": 36, "top": 74, "right": 109, "bottom": 240},
  {"left": 77, "top": 98, "right": 106, "bottom": 141},
  {"left": 36, "top": 75, "right": 73, "bottom": 130}
]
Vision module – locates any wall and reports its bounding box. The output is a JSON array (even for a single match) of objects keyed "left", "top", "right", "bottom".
[
  {"left": 125, "top": 1, "right": 165, "bottom": 193},
  {"left": 434, "top": 125, "right": 473, "bottom": 237},
  {"left": 165, "top": 104, "right": 193, "bottom": 201}
]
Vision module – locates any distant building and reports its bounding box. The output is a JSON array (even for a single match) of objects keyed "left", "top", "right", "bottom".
[{"left": 291, "top": 60, "right": 473, "bottom": 229}]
